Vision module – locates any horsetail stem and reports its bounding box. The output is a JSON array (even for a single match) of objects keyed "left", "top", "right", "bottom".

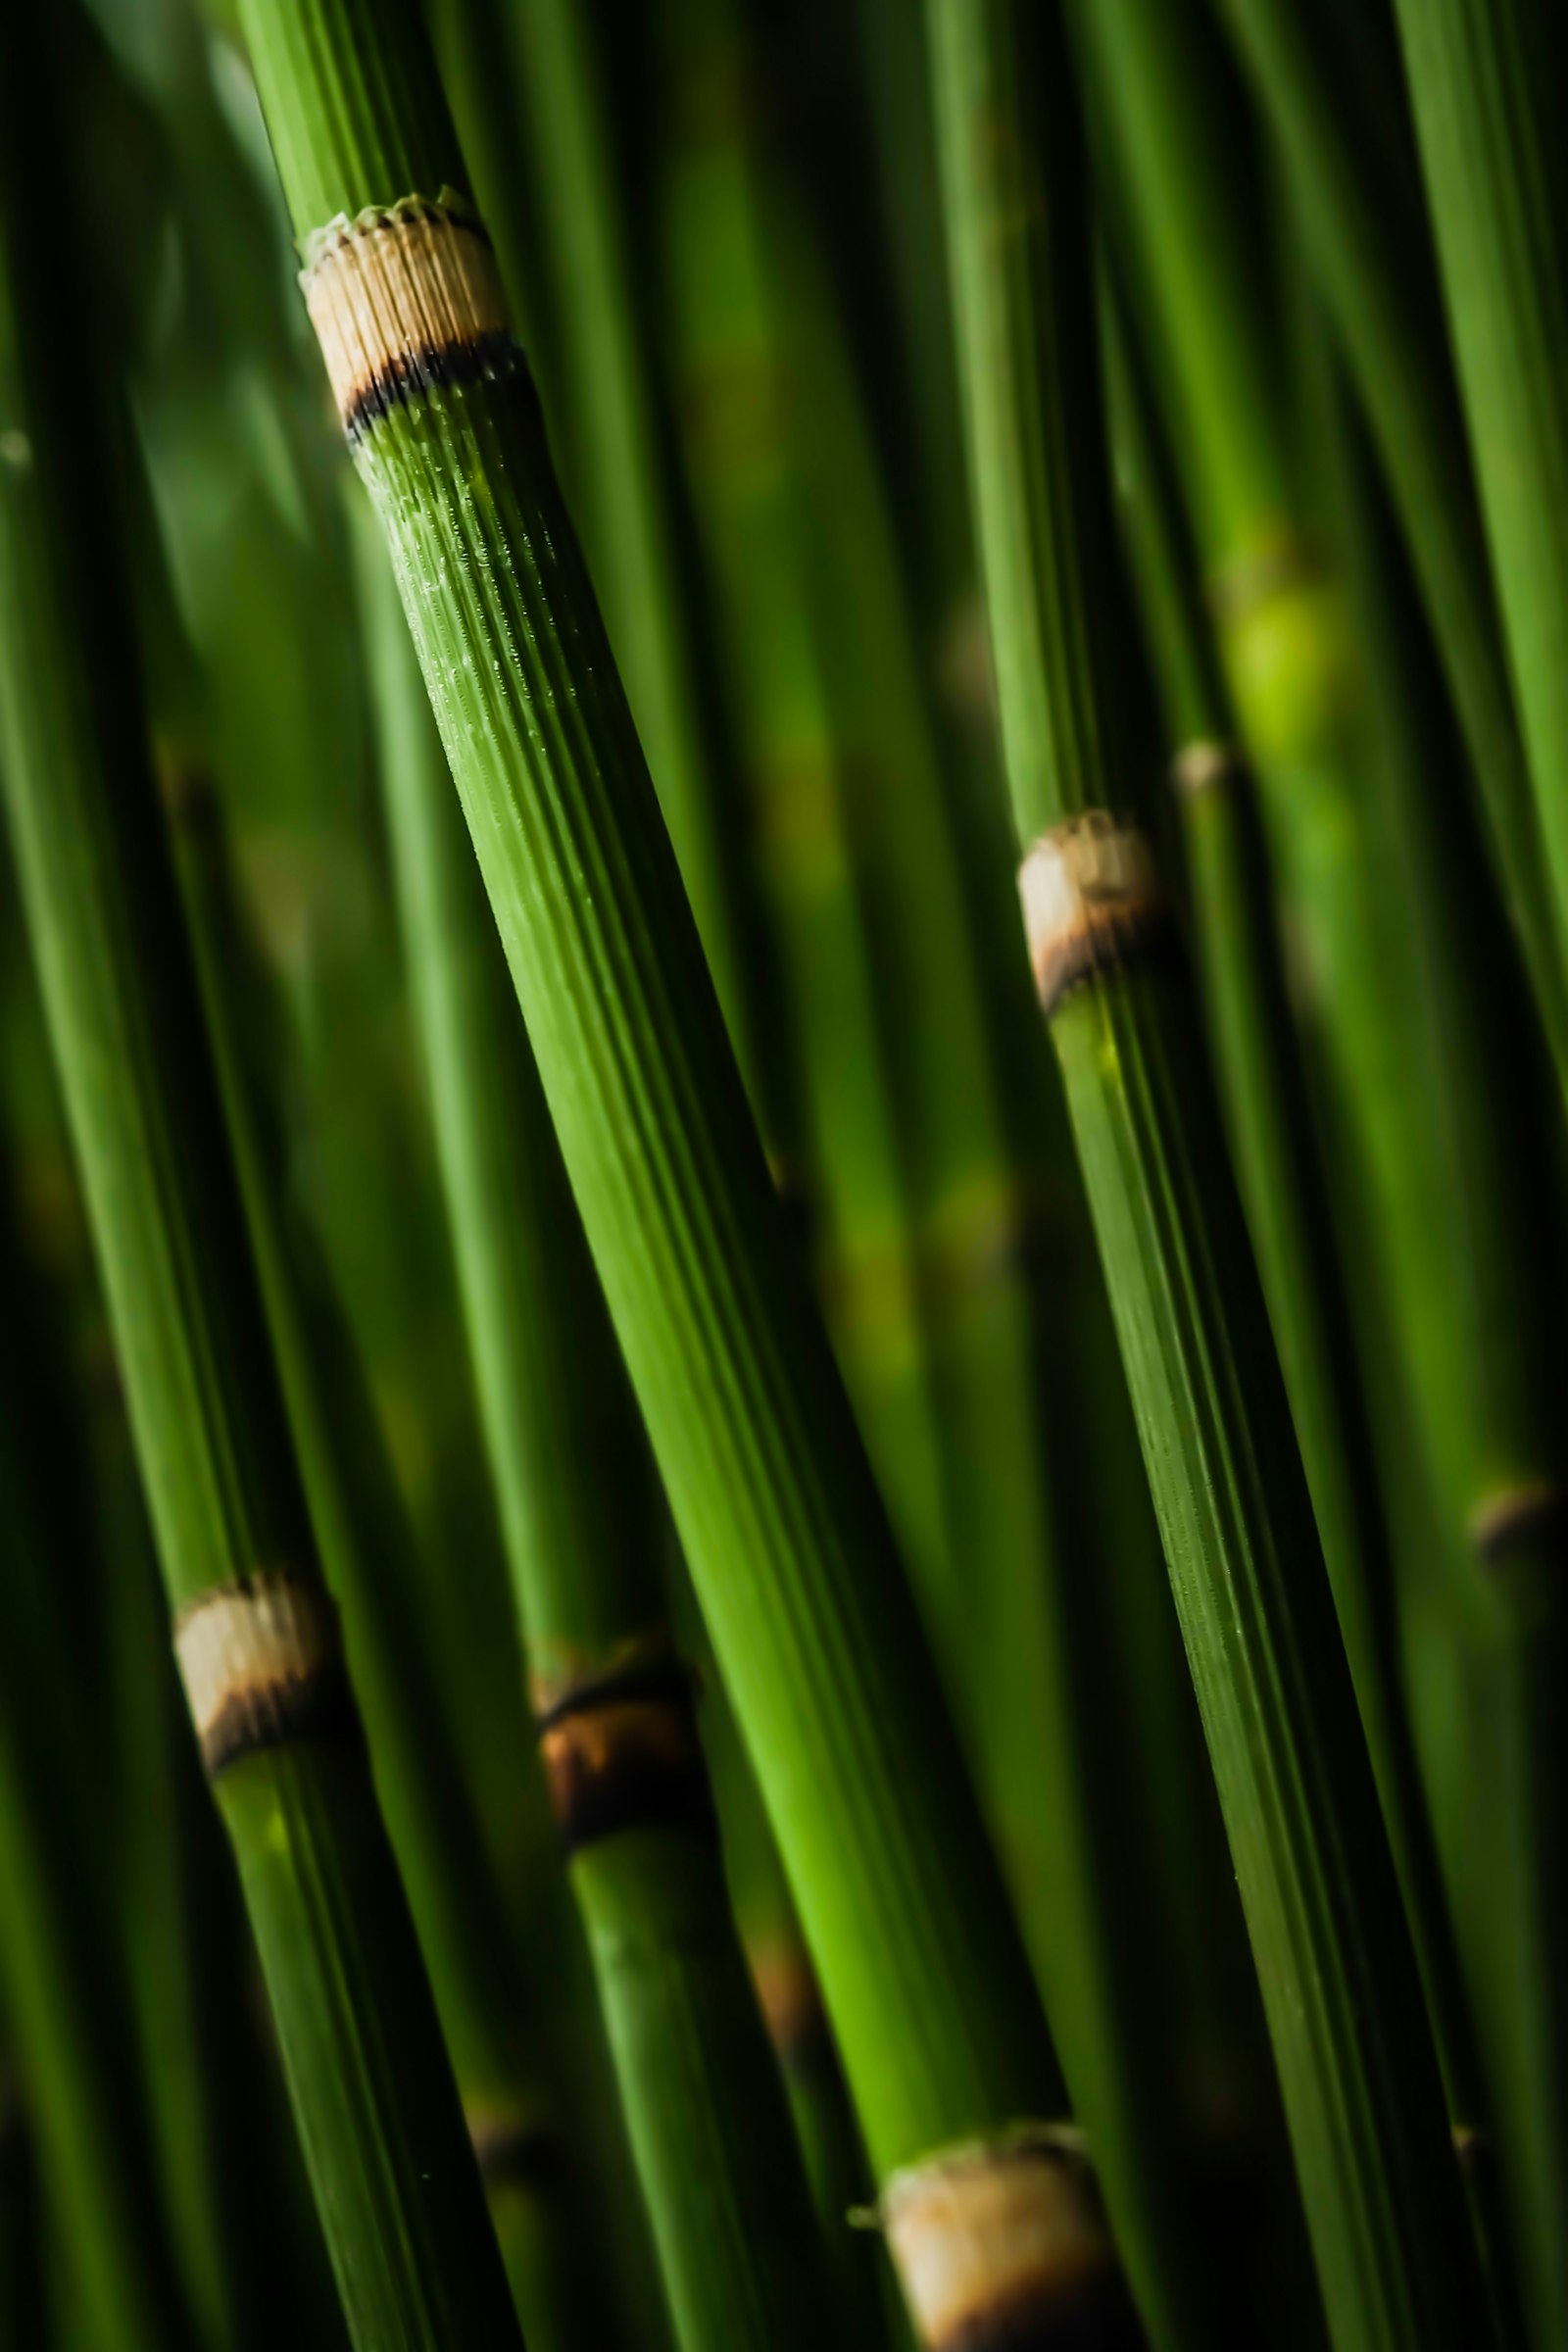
[
  {"left": 357, "top": 496, "right": 839, "bottom": 2352},
  {"left": 925, "top": 3, "right": 1487, "bottom": 2343},
  {"left": 165, "top": 768, "right": 611, "bottom": 2350},
  {"left": 0, "top": 20, "right": 522, "bottom": 2344},
  {"left": 1213, "top": 0, "right": 1568, "bottom": 1095},
  {"left": 230, "top": 3, "right": 1149, "bottom": 2338}
]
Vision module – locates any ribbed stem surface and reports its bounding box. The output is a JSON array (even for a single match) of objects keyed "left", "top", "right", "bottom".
[
  {"left": 358, "top": 503, "right": 852, "bottom": 2352},
  {"left": 236, "top": 0, "right": 1068, "bottom": 2230},
  {"left": 169, "top": 783, "right": 601, "bottom": 2350},
  {"left": 1214, "top": 0, "right": 1568, "bottom": 1090},
  {"left": 926, "top": 4, "right": 1486, "bottom": 2345},
  {"left": 0, "top": 24, "right": 520, "bottom": 2345},
  {"left": 1391, "top": 0, "right": 1568, "bottom": 1010}
]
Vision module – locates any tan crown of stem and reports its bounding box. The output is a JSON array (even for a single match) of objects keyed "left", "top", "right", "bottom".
[
  {"left": 1017, "top": 810, "right": 1166, "bottom": 1017},
  {"left": 882, "top": 2130, "right": 1113, "bottom": 2350},
  {"left": 173, "top": 1572, "right": 350, "bottom": 1779},
  {"left": 300, "top": 193, "right": 512, "bottom": 434}
]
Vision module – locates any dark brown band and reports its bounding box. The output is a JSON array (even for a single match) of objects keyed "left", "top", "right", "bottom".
[
  {"left": 536, "top": 1659, "right": 715, "bottom": 1857},
  {"left": 1018, "top": 814, "right": 1172, "bottom": 1023},
  {"left": 1032, "top": 904, "right": 1174, "bottom": 1020},
  {"left": 343, "top": 330, "right": 535, "bottom": 446},
  {"left": 1472, "top": 1484, "right": 1568, "bottom": 1575},
  {"left": 174, "top": 1575, "right": 360, "bottom": 1782},
  {"left": 937, "top": 2271, "right": 1144, "bottom": 2352},
  {"left": 198, "top": 1665, "right": 360, "bottom": 1782}
]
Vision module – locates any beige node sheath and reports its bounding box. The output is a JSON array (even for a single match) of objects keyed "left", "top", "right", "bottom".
[
  {"left": 1470, "top": 1480, "right": 1568, "bottom": 1572},
  {"left": 174, "top": 1573, "right": 351, "bottom": 1779},
  {"left": 1017, "top": 810, "right": 1166, "bottom": 1017},
  {"left": 1170, "top": 738, "right": 1246, "bottom": 800},
  {"left": 882, "top": 2132, "right": 1115, "bottom": 2350},
  {"left": 300, "top": 192, "right": 513, "bottom": 434},
  {"left": 531, "top": 1639, "right": 715, "bottom": 1857}
]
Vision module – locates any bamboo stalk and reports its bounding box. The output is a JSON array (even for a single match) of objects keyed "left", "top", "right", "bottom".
[
  {"left": 1103, "top": 286, "right": 1517, "bottom": 2335},
  {"left": 448, "top": 26, "right": 907, "bottom": 2330},
  {"left": 164, "top": 760, "right": 613, "bottom": 2352},
  {"left": 762, "top": 93, "right": 1262, "bottom": 2344},
  {"left": 0, "top": 22, "right": 522, "bottom": 2345},
  {"left": 357, "top": 502, "right": 844, "bottom": 2352},
  {"left": 1211, "top": 0, "right": 1568, "bottom": 1094},
  {"left": 1389, "top": 0, "right": 1568, "bottom": 1024},
  {"left": 93, "top": 1356, "right": 340, "bottom": 2352},
  {"left": 231, "top": 4, "right": 1137, "bottom": 2339},
  {"left": 924, "top": 4, "right": 1486, "bottom": 2345},
  {"left": 1325, "top": 377, "right": 1568, "bottom": 2352},
  {"left": 431, "top": 0, "right": 757, "bottom": 1076},
  {"left": 1082, "top": 0, "right": 1484, "bottom": 2116},
  {"left": 644, "top": 0, "right": 949, "bottom": 1585}
]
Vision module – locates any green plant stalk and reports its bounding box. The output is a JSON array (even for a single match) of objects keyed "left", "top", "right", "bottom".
[
  {"left": 710, "top": 1735, "right": 897, "bottom": 2346},
  {"left": 1211, "top": 0, "right": 1568, "bottom": 1090},
  {"left": 1104, "top": 293, "right": 1516, "bottom": 2322},
  {"left": 1076, "top": 0, "right": 1450, "bottom": 1355},
  {"left": 0, "top": 24, "right": 522, "bottom": 2346},
  {"left": 645, "top": 0, "right": 948, "bottom": 1588},
  {"left": 772, "top": 128, "right": 1255, "bottom": 2345},
  {"left": 1327, "top": 381, "right": 1568, "bottom": 2352},
  {"left": 1086, "top": 0, "right": 1485, "bottom": 2110},
  {"left": 232, "top": 21, "right": 1100, "bottom": 2339},
  {"left": 95, "top": 1381, "right": 343, "bottom": 2352},
  {"left": 453, "top": 25, "right": 881, "bottom": 2301},
  {"left": 0, "top": 1208, "right": 201, "bottom": 2352},
  {"left": 1390, "top": 0, "right": 1568, "bottom": 1000},
  {"left": 926, "top": 4, "right": 1486, "bottom": 2346},
  {"left": 166, "top": 764, "right": 609, "bottom": 2352},
  {"left": 1, "top": 916, "right": 322, "bottom": 2352},
  {"left": 435, "top": 0, "right": 755, "bottom": 1072},
  {"left": 358, "top": 501, "right": 844, "bottom": 2352},
  {"left": 844, "top": 20, "right": 1305, "bottom": 2296},
  {"left": 96, "top": 0, "right": 540, "bottom": 1900}
]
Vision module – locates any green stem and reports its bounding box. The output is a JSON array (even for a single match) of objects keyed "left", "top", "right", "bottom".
[
  {"left": 1087, "top": 0, "right": 1485, "bottom": 2137},
  {"left": 0, "top": 22, "right": 520, "bottom": 2345},
  {"left": 166, "top": 766, "right": 610, "bottom": 2352},
  {"left": 1327, "top": 376, "right": 1568, "bottom": 2352},
  {"left": 1390, "top": 0, "right": 1568, "bottom": 1027},
  {"left": 644, "top": 0, "right": 949, "bottom": 1583},
  {"left": 926, "top": 5, "right": 1485, "bottom": 2345},
  {"left": 357, "top": 502, "right": 842, "bottom": 2352},
  {"left": 1212, "top": 0, "right": 1568, "bottom": 1093},
  {"left": 233, "top": 2, "right": 1129, "bottom": 2337},
  {"left": 1105, "top": 286, "right": 1511, "bottom": 2336}
]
